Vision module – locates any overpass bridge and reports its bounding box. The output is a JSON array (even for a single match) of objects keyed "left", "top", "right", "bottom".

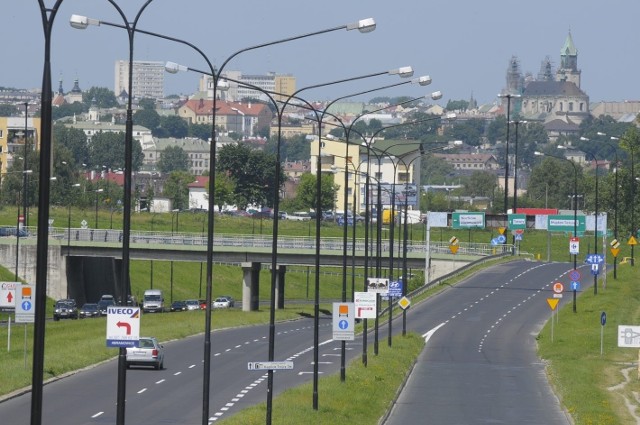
[{"left": 0, "top": 227, "right": 498, "bottom": 308}]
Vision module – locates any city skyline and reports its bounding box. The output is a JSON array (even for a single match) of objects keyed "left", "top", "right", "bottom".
[{"left": 5, "top": 0, "right": 639, "bottom": 105}]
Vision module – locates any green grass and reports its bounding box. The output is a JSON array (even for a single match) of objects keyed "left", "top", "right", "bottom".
[
  {"left": 538, "top": 264, "right": 640, "bottom": 424},
  {"left": 217, "top": 333, "right": 424, "bottom": 425}
]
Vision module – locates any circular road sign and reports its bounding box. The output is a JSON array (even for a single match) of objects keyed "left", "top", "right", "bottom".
[
  {"left": 569, "top": 270, "right": 581, "bottom": 281},
  {"left": 552, "top": 282, "right": 564, "bottom": 294}
]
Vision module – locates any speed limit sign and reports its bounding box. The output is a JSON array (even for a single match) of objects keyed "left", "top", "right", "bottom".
[{"left": 569, "top": 237, "right": 580, "bottom": 255}]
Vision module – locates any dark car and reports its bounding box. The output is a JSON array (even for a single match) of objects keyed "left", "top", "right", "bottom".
[
  {"left": 97, "top": 299, "right": 116, "bottom": 316},
  {"left": 78, "top": 303, "right": 100, "bottom": 318},
  {"left": 170, "top": 301, "right": 187, "bottom": 312},
  {"left": 53, "top": 299, "right": 78, "bottom": 321},
  {"left": 0, "top": 226, "right": 29, "bottom": 237}
]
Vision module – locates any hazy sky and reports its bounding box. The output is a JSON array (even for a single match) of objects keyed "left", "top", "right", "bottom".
[{"left": 6, "top": 1, "right": 638, "bottom": 106}]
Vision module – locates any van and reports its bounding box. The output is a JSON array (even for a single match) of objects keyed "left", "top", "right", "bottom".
[{"left": 142, "top": 289, "right": 164, "bottom": 313}]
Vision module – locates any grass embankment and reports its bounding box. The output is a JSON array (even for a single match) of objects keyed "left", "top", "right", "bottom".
[{"left": 538, "top": 263, "right": 640, "bottom": 424}]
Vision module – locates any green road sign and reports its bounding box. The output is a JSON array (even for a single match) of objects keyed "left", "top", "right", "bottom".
[
  {"left": 547, "top": 214, "right": 586, "bottom": 233},
  {"left": 508, "top": 213, "right": 526, "bottom": 230},
  {"left": 452, "top": 212, "right": 485, "bottom": 229}
]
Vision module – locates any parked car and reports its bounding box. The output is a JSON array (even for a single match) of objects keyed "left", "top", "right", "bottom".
[
  {"left": 126, "top": 337, "right": 165, "bottom": 370},
  {"left": 97, "top": 298, "right": 116, "bottom": 316},
  {"left": 170, "top": 301, "right": 187, "bottom": 312},
  {"left": 185, "top": 299, "right": 201, "bottom": 311},
  {"left": 199, "top": 299, "right": 207, "bottom": 310},
  {"left": 0, "top": 226, "right": 29, "bottom": 237},
  {"left": 78, "top": 303, "right": 100, "bottom": 318},
  {"left": 53, "top": 299, "right": 78, "bottom": 321},
  {"left": 219, "top": 295, "right": 235, "bottom": 308},
  {"left": 213, "top": 297, "right": 232, "bottom": 309}
]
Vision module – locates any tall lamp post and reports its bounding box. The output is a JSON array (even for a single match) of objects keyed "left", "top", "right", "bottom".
[
  {"left": 578, "top": 140, "right": 602, "bottom": 295},
  {"left": 94, "top": 188, "right": 104, "bottom": 229},
  {"left": 497, "top": 93, "right": 521, "bottom": 215},
  {"left": 66, "top": 183, "right": 81, "bottom": 255},
  {"left": 73, "top": 15, "right": 377, "bottom": 425},
  {"left": 536, "top": 151, "right": 579, "bottom": 312}
]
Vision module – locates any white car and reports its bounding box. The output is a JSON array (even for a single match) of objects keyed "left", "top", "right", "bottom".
[
  {"left": 213, "top": 297, "right": 232, "bottom": 308},
  {"left": 185, "top": 299, "right": 201, "bottom": 311},
  {"left": 126, "top": 337, "right": 165, "bottom": 370}
]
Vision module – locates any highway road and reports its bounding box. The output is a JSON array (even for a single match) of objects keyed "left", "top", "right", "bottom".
[
  {"left": 385, "top": 260, "right": 585, "bottom": 424},
  {"left": 0, "top": 260, "right": 585, "bottom": 424}
]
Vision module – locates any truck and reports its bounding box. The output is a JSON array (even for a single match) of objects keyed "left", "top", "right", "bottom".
[{"left": 142, "top": 289, "right": 164, "bottom": 313}]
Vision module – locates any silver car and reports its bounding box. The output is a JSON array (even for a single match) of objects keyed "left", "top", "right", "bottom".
[{"left": 126, "top": 337, "right": 165, "bottom": 370}]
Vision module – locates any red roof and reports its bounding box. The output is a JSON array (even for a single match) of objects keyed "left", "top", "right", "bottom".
[{"left": 515, "top": 208, "right": 558, "bottom": 215}]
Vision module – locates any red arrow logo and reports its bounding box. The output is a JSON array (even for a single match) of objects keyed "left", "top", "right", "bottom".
[
  {"left": 116, "top": 321, "right": 131, "bottom": 335},
  {"left": 6, "top": 292, "right": 13, "bottom": 304}
]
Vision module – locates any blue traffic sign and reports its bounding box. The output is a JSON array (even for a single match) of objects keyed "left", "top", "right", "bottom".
[
  {"left": 570, "top": 281, "right": 581, "bottom": 291},
  {"left": 515, "top": 233, "right": 523, "bottom": 241},
  {"left": 497, "top": 235, "right": 506, "bottom": 243},
  {"left": 601, "top": 311, "right": 607, "bottom": 326},
  {"left": 585, "top": 254, "right": 605, "bottom": 264},
  {"left": 590, "top": 264, "right": 600, "bottom": 275},
  {"left": 21, "top": 300, "right": 32, "bottom": 311},
  {"left": 338, "top": 319, "right": 349, "bottom": 330}
]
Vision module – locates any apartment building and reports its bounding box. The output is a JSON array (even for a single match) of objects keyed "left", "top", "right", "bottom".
[{"left": 114, "top": 60, "right": 165, "bottom": 100}]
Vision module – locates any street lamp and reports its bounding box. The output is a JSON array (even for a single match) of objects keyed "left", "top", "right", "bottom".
[
  {"left": 67, "top": 183, "right": 81, "bottom": 256},
  {"left": 94, "top": 188, "right": 104, "bottom": 229},
  {"left": 497, "top": 93, "right": 521, "bottom": 215},
  {"left": 536, "top": 150, "right": 579, "bottom": 312},
  {"left": 578, "top": 139, "right": 602, "bottom": 295},
  {"left": 511, "top": 120, "right": 527, "bottom": 212}
]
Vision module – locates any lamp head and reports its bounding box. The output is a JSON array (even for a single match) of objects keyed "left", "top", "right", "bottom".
[
  {"left": 431, "top": 91, "right": 443, "bottom": 101},
  {"left": 415, "top": 75, "right": 432, "bottom": 86},
  {"left": 346, "top": 18, "right": 376, "bottom": 33},
  {"left": 69, "top": 15, "right": 100, "bottom": 30},
  {"left": 165, "top": 62, "right": 189, "bottom": 74},
  {"left": 217, "top": 79, "right": 230, "bottom": 91},
  {"left": 390, "top": 66, "right": 414, "bottom": 78},
  {"left": 534, "top": 151, "right": 544, "bottom": 156},
  {"left": 444, "top": 112, "right": 456, "bottom": 119},
  {"left": 596, "top": 132, "right": 606, "bottom": 136},
  {"left": 579, "top": 137, "right": 589, "bottom": 141}
]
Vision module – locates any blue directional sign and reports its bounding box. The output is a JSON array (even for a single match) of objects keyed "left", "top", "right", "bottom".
[
  {"left": 497, "top": 235, "right": 506, "bottom": 243},
  {"left": 515, "top": 233, "right": 523, "bottom": 241},
  {"left": 339, "top": 320, "right": 348, "bottom": 330},
  {"left": 601, "top": 312, "right": 607, "bottom": 326},
  {"left": 590, "top": 264, "right": 600, "bottom": 276},
  {"left": 570, "top": 281, "right": 581, "bottom": 291},
  {"left": 21, "top": 300, "right": 32, "bottom": 311},
  {"left": 585, "top": 254, "right": 605, "bottom": 264}
]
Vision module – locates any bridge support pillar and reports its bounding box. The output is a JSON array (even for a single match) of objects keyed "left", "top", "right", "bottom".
[
  {"left": 241, "top": 262, "right": 261, "bottom": 311},
  {"left": 275, "top": 265, "right": 286, "bottom": 309}
]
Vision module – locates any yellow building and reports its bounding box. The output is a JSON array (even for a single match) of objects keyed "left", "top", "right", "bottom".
[{"left": 0, "top": 116, "right": 41, "bottom": 174}]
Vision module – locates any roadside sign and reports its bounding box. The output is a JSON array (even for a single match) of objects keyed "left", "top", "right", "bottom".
[
  {"left": 332, "top": 302, "right": 355, "bottom": 341},
  {"left": 366, "top": 277, "right": 389, "bottom": 294},
  {"left": 610, "top": 239, "right": 620, "bottom": 249},
  {"left": 514, "top": 233, "right": 523, "bottom": 241},
  {"left": 15, "top": 284, "right": 35, "bottom": 323},
  {"left": 547, "top": 215, "right": 586, "bottom": 233},
  {"left": 585, "top": 254, "right": 605, "bottom": 264},
  {"left": 590, "top": 264, "right": 600, "bottom": 275},
  {"left": 601, "top": 311, "right": 607, "bottom": 326},
  {"left": 248, "top": 361, "right": 294, "bottom": 370},
  {"left": 553, "top": 282, "right": 564, "bottom": 293},
  {"left": 498, "top": 227, "right": 506, "bottom": 235},
  {"left": 449, "top": 244, "right": 459, "bottom": 254},
  {"left": 452, "top": 212, "right": 485, "bottom": 229},
  {"left": 618, "top": 326, "right": 640, "bottom": 347},
  {"left": 628, "top": 236, "right": 638, "bottom": 246},
  {"left": 106, "top": 306, "right": 141, "bottom": 348},
  {"left": 569, "top": 237, "right": 579, "bottom": 255},
  {"left": 508, "top": 214, "right": 526, "bottom": 230},
  {"left": 398, "top": 296, "right": 411, "bottom": 310},
  {"left": 570, "top": 281, "right": 581, "bottom": 291},
  {"left": 568, "top": 270, "right": 581, "bottom": 282},
  {"left": 354, "top": 292, "right": 377, "bottom": 319},
  {"left": 546, "top": 298, "right": 559, "bottom": 311},
  {"left": 611, "top": 248, "right": 620, "bottom": 257},
  {"left": 0, "top": 281, "right": 18, "bottom": 309}
]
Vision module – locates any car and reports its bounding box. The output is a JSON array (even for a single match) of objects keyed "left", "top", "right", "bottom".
[
  {"left": 169, "top": 301, "right": 187, "bottom": 312},
  {"left": 125, "top": 337, "right": 165, "bottom": 370},
  {"left": 97, "top": 298, "right": 116, "bottom": 316},
  {"left": 0, "top": 226, "right": 29, "bottom": 237},
  {"left": 78, "top": 303, "right": 100, "bottom": 318},
  {"left": 53, "top": 299, "right": 78, "bottom": 321},
  {"left": 213, "top": 297, "right": 232, "bottom": 309},
  {"left": 219, "top": 295, "right": 235, "bottom": 308},
  {"left": 184, "top": 299, "right": 201, "bottom": 311},
  {"left": 199, "top": 299, "right": 207, "bottom": 309}
]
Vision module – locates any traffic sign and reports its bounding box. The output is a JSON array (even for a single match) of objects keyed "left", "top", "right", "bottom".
[
  {"left": 610, "top": 239, "right": 620, "bottom": 249},
  {"left": 585, "top": 254, "right": 605, "bottom": 264},
  {"left": 0, "top": 281, "right": 18, "bottom": 309},
  {"left": 629, "top": 236, "right": 638, "bottom": 246},
  {"left": 611, "top": 248, "right": 620, "bottom": 257},
  {"left": 569, "top": 237, "right": 580, "bottom": 255},
  {"left": 354, "top": 292, "right": 376, "bottom": 319},
  {"left": 332, "top": 302, "right": 355, "bottom": 341},
  {"left": 508, "top": 214, "right": 526, "bottom": 230},
  {"left": 449, "top": 244, "right": 459, "bottom": 254},
  {"left": 248, "top": 361, "right": 294, "bottom": 370},
  {"left": 398, "top": 296, "right": 411, "bottom": 310},
  {"left": 106, "top": 306, "right": 141, "bottom": 348},
  {"left": 15, "top": 284, "right": 35, "bottom": 323},
  {"left": 452, "top": 212, "right": 485, "bottom": 229},
  {"left": 514, "top": 233, "right": 523, "bottom": 241},
  {"left": 546, "top": 298, "right": 559, "bottom": 310},
  {"left": 570, "top": 281, "right": 581, "bottom": 291},
  {"left": 601, "top": 311, "right": 607, "bottom": 326},
  {"left": 590, "top": 263, "right": 600, "bottom": 275},
  {"left": 497, "top": 235, "right": 506, "bottom": 243},
  {"left": 568, "top": 270, "right": 581, "bottom": 282},
  {"left": 366, "top": 277, "right": 389, "bottom": 294},
  {"left": 449, "top": 236, "right": 459, "bottom": 245},
  {"left": 548, "top": 215, "right": 586, "bottom": 233},
  {"left": 552, "top": 282, "right": 564, "bottom": 294},
  {"left": 619, "top": 325, "right": 640, "bottom": 347}
]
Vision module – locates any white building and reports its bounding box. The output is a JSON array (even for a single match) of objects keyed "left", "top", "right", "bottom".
[{"left": 114, "top": 60, "right": 165, "bottom": 100}]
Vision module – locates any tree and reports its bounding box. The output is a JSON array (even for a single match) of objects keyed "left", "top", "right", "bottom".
[
  {"left": 214, "top": 171, "right": 236, "bottom": 211},
  {"left": 446, "top": 99, "right": 469, "bottom": 111},
  {"left": 158, "top": 115, "right": 189, "bottom": 138},
  {"left": 138, "top": 98, "right": 156, "bottom": 110},
  {"left": 264, "top": 134, "right": 310, "bottom": 162},
  {"left": 444, "top": 118, "right": 485, "bottom": 146},
  {"left": 51, "top": 102, "right": 85, "bottom": 120},
  {"left": 158, "top": 145, "right": 190, "bottom": 173},
  {"left": 53, "top": 124, "right": 89, "bottom": 166},
  {"left": 294, "top": 172, "right": 339, "bottom": 212},
  {"left": 528, "top": 157, "right": 583, "bottom": 211},
  {"left": 189, "top": 123, "right": 211, "bottom": 141},
  {"left": 83, "top": 87, "right": 118, "bottom": 108},
  {"left": 0, "top": 104, "right": 18, "bottom": 116},
  {"left": 88, "top": 132, "right": 143, "bottom": 171},
  {"left": 133, "top": 109, "right": 161, "bottom": 132},
  {"left": 163, "top": 171, "right": 193, "bottom": 211},
  {"left": 461, "top": 171, "right": 497, "bottom": 198}
]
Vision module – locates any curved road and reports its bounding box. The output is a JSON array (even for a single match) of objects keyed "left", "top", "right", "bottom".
[
  {"left": 0, "top": 260, "right": 585, "bottom": 424},
  {"left": 385, "top": 260, "right": 585, "bottom": 424}
]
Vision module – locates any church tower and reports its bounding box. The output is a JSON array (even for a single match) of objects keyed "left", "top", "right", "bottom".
[{"left": 556, "top": 32, "right": 580, "bottom": 87}]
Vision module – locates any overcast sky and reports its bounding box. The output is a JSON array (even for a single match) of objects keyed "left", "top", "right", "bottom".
[{"left": 6, "top": 1, "right": 638, "bottom": 106}]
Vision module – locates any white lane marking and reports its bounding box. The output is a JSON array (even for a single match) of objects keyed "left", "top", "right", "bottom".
[
  {"left": 423, "top": 322, "right": 446, "bottom": 343},
  {"left": 174, "top": 372, "right": 181, "bottom": 376},
  {"left": 91, "top": 412, "right": 104, "bottom": 418},
  {"left": 155, "top": 379, "right": 165, "bottom": 384},
  {"left": 189, "top": 364, "right": 196, "bottom": 369},
  {"left": 137, "top": 388, "right": 147, "bottom": 394}
]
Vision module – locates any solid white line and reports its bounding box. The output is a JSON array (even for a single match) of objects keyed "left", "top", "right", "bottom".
[
  {"left": 422, "top": 323, "right": 446, "bottom": 343},
  {"left": 91, "top": 412, "right": 104, "bottom": 418}
]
